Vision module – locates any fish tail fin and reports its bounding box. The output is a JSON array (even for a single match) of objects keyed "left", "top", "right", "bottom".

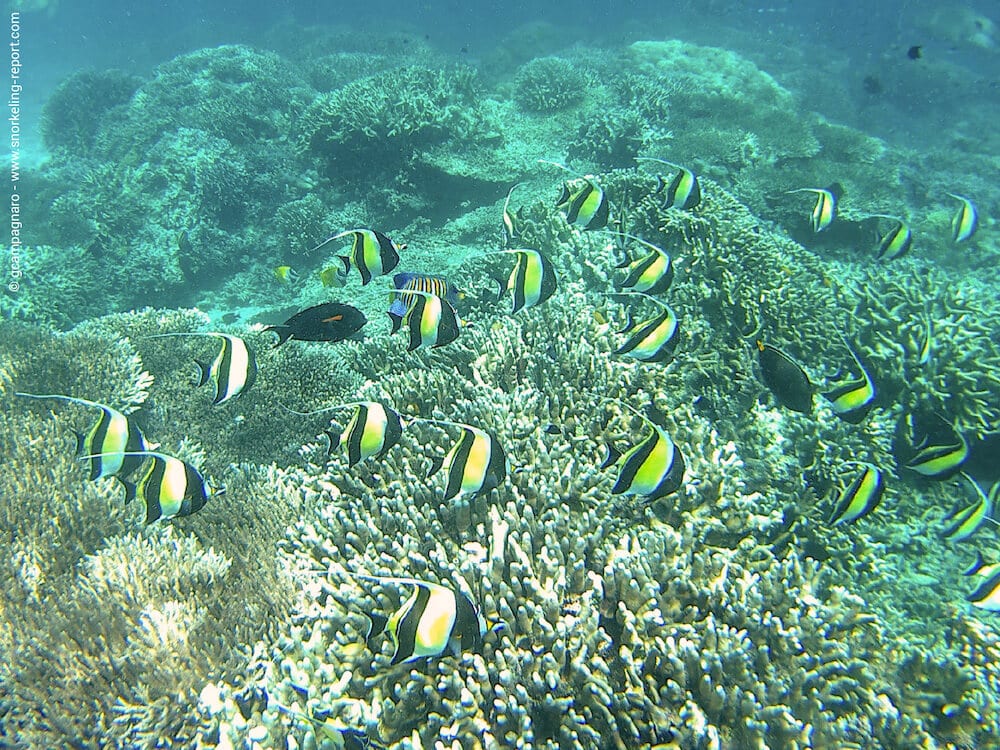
[
  {"left": 194, "top": 359, "right": 212, "bottom": 387},
  {"left": 600, "top": 442, "right": 621, "bottom": 470},
  {"left": 265, "top": 326, "right": 293, "bottom": 348},
  {"left": 615, "top": 311, "right": 635, "bottom": 335},
  {"left": 365, "top": 612, "right": 388, "bottom": 645},
  {"left": 426, "top": 455, "right": 445, "bottom": 479},
  {"left": 118, "top": 476, "right": 137, "bottom": 506},
  {"left": 491, "top": 276, "right": 505, "bottom": 302},
  {"left": 323, "top": 429, "right": 341, "bottom": 455}
]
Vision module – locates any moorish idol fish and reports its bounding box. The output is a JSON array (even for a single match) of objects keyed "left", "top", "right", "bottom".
[
  {"left": 421, "top": 419, "right": 508, "bottom": 500},
  {"left": 286, "top": 401, "right": 404, "bottom": 467},
  {"left": 942, "top": 473, "right": 997, "bottom": 543},
  {"left": 916, "top": 312, "right": 933, "bottom": 365},
  {"left": 904, "top": 418, "right": 968, "bottom": 479},
  {"left": 636, "top": 157, "right": 700, "bottom": 210},
  {"left": 318, "top": 256, "right": 350, "bottom": 288},
  {"left": 352, "top": 573, "right": 487, "bottom": 665},
  {"left": 388, "top": 290, "right": 463, "bottom": 351},
  {"left": 948, "top": 193, "right": 978, "bottom": 243},
  {"left": 756, "top": 340, "right": 813, "bottom": 414},
  {"left": 828, "top": 462, "right": 885, "bottom": 526},
  {"left": 388, "top": 272, "right": 461, "bottom": 318},
  {"left": 145, "top": 332, "right": 257, "bottom": 405},
  {"left": 540, "top": 159, "right": 610, "bottom": 231},
  {"left": 786, "top": 184, "right": 840, "bottom": 233},
  {"left": 308, "top": 228, "right": 404, "bottom": 285},
  {"left": 870, "top": 215, "right": 913, "bottom": 261},
  {"left": 607, "top": 231, "right": 674, "bottom": 296},
  {"left": 271, "top": 702, "right": 384, "bottom": 750},
  {"left": 610, "top": 292, "right": 680, "bottom": 364},
  {"left": 962, "top": 550, "right": 1000, "bottom": 578},
  {"left": 81, "top": 450, "right": 218, "bottom": 524},
  {"left": 492, "top": 248, "right": 557, "bottom": 313},
  {"left": 967, "top": 568, "right": 1000, "bottom": 612},
  {"left": 501, "top": 183, "right": 523, "bottom": 249},
  {"left": 601, "top": 399, "right": 686, "bottom": 502},
  {"left": 14, "top": 392, "right": 148, "bottom": 480},
  {"left": 822, "top": 337, "right": 877, "bottom": 424},
  {"left": 265, "top": 302, "right": 367, "bottom": 347}
]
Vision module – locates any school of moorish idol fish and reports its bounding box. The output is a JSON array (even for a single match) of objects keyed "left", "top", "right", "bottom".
[{"left": 12, "top": 154, "right": 997, "bottom": 742}]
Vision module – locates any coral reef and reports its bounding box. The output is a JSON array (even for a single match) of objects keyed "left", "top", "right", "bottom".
[
  {"left": 8, "top": 27, "right": 1000, "bottom": 749},
  {"left": 0, "top": 318, "right": 300, "bottom": 748},
  {"left": 40, "top": 69, "right": 141, "bottom": 157},
  {"left": 512, "top": 56, "right": 587, "bottom": 113}
]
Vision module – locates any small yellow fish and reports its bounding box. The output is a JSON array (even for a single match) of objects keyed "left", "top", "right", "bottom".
[
  {"left": 274, "top": 265, "right": 299, "bottom": 283},
  {"left": 318, "top": 258, "right": 349, "bottom": 288}
]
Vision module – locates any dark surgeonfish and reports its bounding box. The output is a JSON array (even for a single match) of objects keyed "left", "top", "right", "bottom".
[
  {"left": 869, "top": 215, "right": 913, "bottom": 262},
  {"left": 948, "top": 193, "right": 978, "bottom": 243},
  {"left": 601, "top": 400, "right": 686, "bottom": 502},
  {"left": 756, "top": 340, "right": 813, "bottom": 414},
  {"left": 494, "top": 248, "right": 557, "bottom": 313},
  {"left": 388, "top": 273, "right": 461, "bottom": 318},
  {"left": 144, "top": 332, "right": 257, "bottom": 405},
  {"left": 388, "top": 290, "right": 463, "bottom": 351},
  {"left": 611, "top": 292, "right": 680, "bottom": 364},
  {"left": 828, "top": 462, "right": 885, "bottom": 525},
  {"left": 14, "top": 392, "right": 148, "bottom": 480},
  {"left": 353, "top": 573, "right": 487, "bottom": 665},
  {"left": 308, "top": 228, "right": 404, "bottom": 285},
  {"left": 265, "top": 302, "right": 367, "bottom": 347},
  {"left": 786, "top": 184, "right": 840, "bottom": 233},
  {"left": 422, "top": 419, "right": 508, "bottom": 500},
  {"left": 540, "top": 159, "right": 610, "bottom": 231},
  {"left": 822, "top": 337, "right": 876, "bottom": 424},
  {"left": 636, "top": 157, "right": 700, "bottom": 210},
  {"left": 609, "top": 231, "right": 673, "bottom": 296},
  {"left": 81, "top": 450, "right": 218, "bottom": 524}
]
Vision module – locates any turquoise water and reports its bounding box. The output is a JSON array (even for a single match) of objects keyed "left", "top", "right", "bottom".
[{"left": 2, "top": 2, "right": 999, "bottom": 748}]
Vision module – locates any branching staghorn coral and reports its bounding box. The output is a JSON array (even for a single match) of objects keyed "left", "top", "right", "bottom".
[{"left": 842, "top": 262, "right": 1000, "bottom": 436}]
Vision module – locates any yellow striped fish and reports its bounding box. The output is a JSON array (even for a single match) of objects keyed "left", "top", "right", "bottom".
[
  {"left": 421, "top": 418, "right": 508, "bottom": 500},
  {"left": 822, "top": 337, "right": 877, "bottom": 424},
  {"left": 637, "top": 156, "right": 701, "bottom": 210},
  {"left": 145, "top": 332, "right": 257, "bottom": 405},
  {"left": 351, "top": 573, "right": 487, "bottom": 665},
  {"left": 14, "top": 392, "right": 148, "bottom": 480},
  {"left": 601, "top": 400, "right": 685, "bottom": 501},
  {"left": 610, "top": 292, "right": 680, "bottom": 364},
  {"left": 829, "top": 463, "right": 885, "bottom": 525},
  {"left": 787, "top": 184, "right": 840, "bottom": 233},
  {"left": 948, "top": 193, "right": 978, "bottom": 243},
  {"left": 308, "top": 228, "right": 404, "bottom": 285}
]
